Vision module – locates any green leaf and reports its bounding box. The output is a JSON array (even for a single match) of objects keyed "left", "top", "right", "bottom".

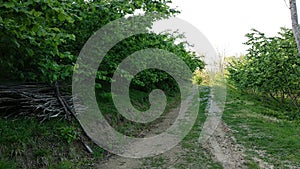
[
  {"left": 58, "top": 13, "right": 67, "bottom": 22},
  {"left": 2, "top": 2, "right": 15, "bottom": 8}
]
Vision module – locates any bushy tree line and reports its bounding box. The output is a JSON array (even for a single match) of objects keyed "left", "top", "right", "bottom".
[
  {"left": 227, "top": 28, "right": 300, "bottom": 108},
  {"left": 0, "top": 0, "right": 204, "bottom": 91},
  {"left": 97, "top": 33, "right": 204, "bottom": 92}
]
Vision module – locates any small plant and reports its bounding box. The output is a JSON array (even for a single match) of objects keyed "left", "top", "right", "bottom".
[
  {"left": 56, "top": 160, "right": 73, "bottom": 169},
  {"left": 193, "top": 69, "right": 210, "bottom": 85},
  {"left": 56, "top": 126, "right": 80, "bottom": 144}
]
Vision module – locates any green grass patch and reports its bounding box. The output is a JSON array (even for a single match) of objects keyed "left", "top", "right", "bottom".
[
  {"left": 223, "top": 86, "right": 300, "bottom": 168},
  {"left": 96, "top": 87, "right": 181, "bottom": 137},
  {"left": 0, "top": 88, "right": 183, "bottom": 168},
  {"left": 0, "top": 117, "right": 103, "bottom": 168}
]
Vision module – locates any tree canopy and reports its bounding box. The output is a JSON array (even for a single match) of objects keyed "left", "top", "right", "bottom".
[
  {"left": 227, "top": 28, "right": 300, "bottom": 109},
  {"left": 0, "top": 0, "right": 203, "bottom": 89}
]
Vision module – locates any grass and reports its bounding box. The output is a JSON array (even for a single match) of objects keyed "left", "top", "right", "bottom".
[
  {"left": 0, "top": 87, "right": 182, "bottom": 168},
  {"left": 176, "top": 86, "right": 223, "bottom": 169},
  {"left": 0, "top": 116, "right": 107, "bottom": 169},
  {"left": 1, "top": 84, "right": 299, "bottom": 168},
  {"left": 223, "top": 86, "right": 300, "bottom": 168},
  {"left": 96, "top": 87, "right": 181, "bottom": 137}
]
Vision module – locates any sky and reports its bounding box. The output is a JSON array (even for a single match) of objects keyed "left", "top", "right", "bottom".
[{"left": 171, "top": 0, "right": 300, "bottom": 56}]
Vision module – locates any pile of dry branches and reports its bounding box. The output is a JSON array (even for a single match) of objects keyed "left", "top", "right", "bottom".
[
  {"left": 0, "top": 82, "right": 95, "bottom": 153},
  {"left": 0, "top": 82, "right": 74, "bottom": 121}
]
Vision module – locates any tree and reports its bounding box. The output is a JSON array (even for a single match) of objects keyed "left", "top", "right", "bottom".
[
  {"left": 289, "top": 0, "right": 300, "bottom": 57},
  {"left": 0, "top": 0, "right": 205, "bottom": 119},
  {"left": 0, "top": 0, "right": 203, "bottom": 88},
  {"left": 0, "top": 0, "right": 191, "bottom": 84},
  {"left": 227, "top": 28, "right": 300, "bottom": 110}
]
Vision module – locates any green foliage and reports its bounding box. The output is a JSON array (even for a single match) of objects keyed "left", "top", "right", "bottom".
[
  {"left": 0, "top": 0, "right": 77, "bottom": 82},
  {"left": 227, "top": 28, "right": 300, "bottom": 109},
  {"left": 95, "top": 87, "right": 183, "bottom": 138},
  {"left": 0, "top": 0, "right": 183, "bottom": 84},
  {"left": 0, "top": 117, "right": 101, "bottom": 168},
  {"left": 193, "top": 74, "right": 203, "bottom": 85},
  {"left": 56, "top": 126, "right": 80, "bottom": 144},
  {"left": 193, "top": 69, "right": 210, "bottom": 85},
  {"left": 0, "top": 159, "right": 16, "bottom": 169},
  {"left": 98, "top": 33, "right": 204, "bottom": 91},
  {"left": 56, "top": 160, "right": 73, "bottom": 169}
]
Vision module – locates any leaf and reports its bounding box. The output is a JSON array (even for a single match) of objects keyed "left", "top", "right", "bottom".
[
  {"left": 12, "top": 38, "right": 20, "bottom": 48},
  {"left": 2, "top": 2, "right": 15, "bottom": 8},
  {"left": 51, "top": 27, "right": 60, "bottom": 32},
  {"left": 58, "top": 13, "right": 66, "bottom": 21}
]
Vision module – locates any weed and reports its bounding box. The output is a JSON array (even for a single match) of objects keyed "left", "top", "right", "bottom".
[
  {"left": 56, "top": 126, "right": 80, "bottom": 144},
  {"left": 0, "top": 159, "right": 16, "bottom": 169}
]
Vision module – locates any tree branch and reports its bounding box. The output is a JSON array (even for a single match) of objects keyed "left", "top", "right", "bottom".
[{"left": 289, "top": 0, "right": 300, "bottom": 57}]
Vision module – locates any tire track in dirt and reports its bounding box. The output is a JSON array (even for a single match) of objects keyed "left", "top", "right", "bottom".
[
  {"left": 97, "top": 85, "right": 276, "bottom": 169},
  {"left": 199, "top": 86, "right": 247, "bottom": 169},
  {"left": 201, "top": 120, "right": 247, "bottom": 169},
  {"left": 96, "top": 93, "right": 196, "bottom": 169},
  {"left": 200, "top": 86, "right": 276, "bottom": 169}
]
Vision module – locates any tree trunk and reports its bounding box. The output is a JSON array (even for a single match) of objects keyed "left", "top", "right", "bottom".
[{"left": 289, "top": 0, "right": 300, "bottom": 57}]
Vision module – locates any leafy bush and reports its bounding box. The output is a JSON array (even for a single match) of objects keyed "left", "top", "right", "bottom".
[
  {"left": 97, "top": 33, "right": 204, "bottom": 91},
  {"left": 227, "top": 28, "right": 300, "bottom": 108},
  {"left": 0, "top": 0, "right": 187, "bottom": 83},
  {"left": 1, "top": 0, "right": 204, "bottom": 93},
  {"left": 0, "top": 0, "right": 77, "bottom": 82},
  {"left": 193, "top": 69, "right": 210, "bottom": 85}
]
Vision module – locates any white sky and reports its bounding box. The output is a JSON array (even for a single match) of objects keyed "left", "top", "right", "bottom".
[{"left": 171, "top": 0, "right": 300, "bottom": 56}]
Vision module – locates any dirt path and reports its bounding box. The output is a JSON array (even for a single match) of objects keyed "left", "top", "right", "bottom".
[
  {"left": 97, "top": 94, "right": 190, "bottom": 169},
  {"left": 200, "top": 86, "right": 276, "bottom": 169},
  {"left": 97, "top": 87, "right": 249, "bottom": 169},
  {"left": 198, "top": 86, "right": 247, "bottom": 169},
  {"left": 200, "top": 121, "right": 246, "bottom": 169}
]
